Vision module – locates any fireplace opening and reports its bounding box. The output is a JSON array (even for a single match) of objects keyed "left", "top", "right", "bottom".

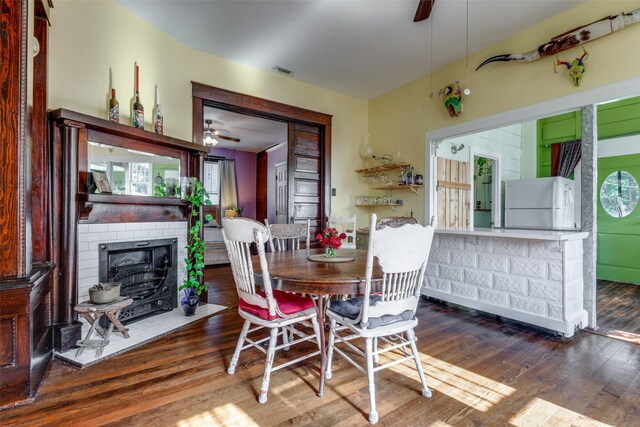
[{"left": 99, "top": 238, "right": 178, "bottom": 326}]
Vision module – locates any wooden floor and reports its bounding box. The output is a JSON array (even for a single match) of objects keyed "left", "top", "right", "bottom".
[
  {"left": 592, "top": 280, "right": 640, "bottom": 337},
  {"left": 1, "top": 267, "right": 638, "bottom": 426}
]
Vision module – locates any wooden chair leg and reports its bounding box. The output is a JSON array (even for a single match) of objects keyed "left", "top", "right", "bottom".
[
  {"left": 258, "top": 327, "right": 279, "bottom": 404},
  {"left": 365, "top": 337, "right": 378, "bottom": 424},
  {"left": 373, "top": 338, "right": 379, "bottom": 364},
  {"left": 76, "top": 313, "right": 101, "bottom": 357},
  {"left": 228, "top": 320, "right": 250, "bottom": 375},
  {"left": 407, "top": 328, "right": 431, "bottom": 398},
  {"left": 311, "top": 316, "right": 322, "bottom": 352},
  {"left": 325, "top": 318, "right": 337, "bottom": 380},
  {"left": 282, "top": 325, "right": 290, "bottom": 351}
]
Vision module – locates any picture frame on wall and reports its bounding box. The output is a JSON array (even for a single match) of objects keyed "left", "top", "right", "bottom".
[{"left": 91, "top": 170, "right": 112, "bottom": 194}]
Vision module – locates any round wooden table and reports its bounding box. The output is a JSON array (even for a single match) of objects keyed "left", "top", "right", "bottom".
[{"left": 253, "top": 248, "right": 383, "bottom": 397}]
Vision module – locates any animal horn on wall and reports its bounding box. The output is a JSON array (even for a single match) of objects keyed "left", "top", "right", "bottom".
[{"left": 476, "top": 7, "right": 640, "bottom": 70}]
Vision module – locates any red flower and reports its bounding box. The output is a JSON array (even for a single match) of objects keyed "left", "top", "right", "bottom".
[{"left": 316, "top": 227, "right": 347, "bottom": 249}]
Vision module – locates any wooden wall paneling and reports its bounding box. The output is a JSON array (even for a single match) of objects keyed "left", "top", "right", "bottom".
[
  {"left": 450, "top": 160, "right": 459, "bottom": 227},
  {"left": 437, "top": 158, "right": 446, "bottom": 228},
  {"left": 288, "top": 123, "right": 322, "bottom": 242},
  {"left": 31, "top": 16, "right": 49, "bottom": 264},
  {"left": 256, "top": 150, "right": 268, "bottom": 222},
  {"left": 28, "top": 267, "right": 53, "bottom": 397},
  {"left": 53, "top": 120, "right": 84, "bottom": 352},
  {"left": 0, "top": 0, "right": 29, "bottom": 279}
]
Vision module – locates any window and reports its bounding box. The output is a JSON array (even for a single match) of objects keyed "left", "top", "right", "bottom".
[
  {"left": 600, "top": 170, "right": 639, "bottom": 218},
  {"left": 204, "top": 160, "right": 220, "bottom": 205},
  {"left": 130, "top": 162, "right": 151, "bottom": 196}
]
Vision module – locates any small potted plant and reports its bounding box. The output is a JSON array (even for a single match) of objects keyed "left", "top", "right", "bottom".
[
  {"left": 179, "top": 178, "right": 213, "bottom": 315},
  {"left": 316, "top": 227, "right": 347, "bottom": 258}
]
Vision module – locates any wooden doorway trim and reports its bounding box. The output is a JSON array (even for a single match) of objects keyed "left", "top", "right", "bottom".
[{"left": 191, "top": 82, "right": 333, "bottom": 226}]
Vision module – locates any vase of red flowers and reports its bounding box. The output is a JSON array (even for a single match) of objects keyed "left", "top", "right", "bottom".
[{"left": 316, "top": 227, "right": 347, "bottom": 258}]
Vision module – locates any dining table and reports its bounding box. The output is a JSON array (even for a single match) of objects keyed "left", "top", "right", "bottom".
[{"left": 252, "top": 247, "right": 383, "bottom": 397}]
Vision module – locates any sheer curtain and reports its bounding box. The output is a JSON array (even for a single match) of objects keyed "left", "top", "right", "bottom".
[{"left": 219, "top": 160, "right": 238, "bottom": 214}]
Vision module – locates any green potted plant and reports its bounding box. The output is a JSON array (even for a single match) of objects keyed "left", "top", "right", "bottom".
[
  {"left": 475, "top": 157, "right": 493, "bottom": 183},
  {"left": 179, "top": 178, "right": 213, "bottom": 315}
]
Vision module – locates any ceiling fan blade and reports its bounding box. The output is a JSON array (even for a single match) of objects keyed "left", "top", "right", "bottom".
[
  {"left": 213, "top": 128, "right": 231, "bottom": 135},
  {"left": 217, "top": 135, "right": 241, "bottom": 143},
  {"left": 413, "top": 0, "right": 434, "bottom": 22}
]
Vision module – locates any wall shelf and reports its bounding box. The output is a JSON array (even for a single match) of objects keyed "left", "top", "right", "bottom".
[
  {"left": 355, "top": 162, "right": 411, "bottom": 174},
  {"left": 372, "top": 184, "right": 423, "bottom": 193}
]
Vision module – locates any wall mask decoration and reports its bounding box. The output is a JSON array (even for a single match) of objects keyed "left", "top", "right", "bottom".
[
  {"left": 475, "top": 7, "right": 640, "bottom": 70},
  {"left": 555, "top": 48, "right": 589, "bottom": 86},
  {"left": 438, "top": 81, "right": 462, "bottom": 117}
]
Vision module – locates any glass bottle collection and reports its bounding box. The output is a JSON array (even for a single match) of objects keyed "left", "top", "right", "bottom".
[{"left": 108, "top": 63, "right": 163, "bottom": 135}]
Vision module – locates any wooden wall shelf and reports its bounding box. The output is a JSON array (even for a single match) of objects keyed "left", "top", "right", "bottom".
[
  {"left": 355, "top": 162, "right": 410, "bottom": 174},
  {"left": 81, "top": 193, "right": 188, "bottom": 206}
]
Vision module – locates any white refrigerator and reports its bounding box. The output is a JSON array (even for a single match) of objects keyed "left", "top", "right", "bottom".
[{"left": 505, "top": 177, "right": 576, "bottom": 230}]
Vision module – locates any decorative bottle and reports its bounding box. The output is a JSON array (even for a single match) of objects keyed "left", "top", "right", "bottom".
[
  {"left": 132, "top": 64, "right": 144, "bottom": 129},
  {"left": 108, "top": 89, "right": 119, "bottom": 123},
  {"left": 153, "top": 86, "right": 163, "bottom": 135}
]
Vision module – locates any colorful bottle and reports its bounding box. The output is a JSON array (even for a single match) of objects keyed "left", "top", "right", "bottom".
[
  {"left": 108, "top": 89, "right": 119, "bottom": 123},
  {"left": 153, "top": 86, "right": 163, "bottom": 135},
  {"left": 132, "top": 64, "right": 144, "bottom": 129}
]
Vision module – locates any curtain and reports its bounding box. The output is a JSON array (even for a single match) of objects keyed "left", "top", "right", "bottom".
[
  {"left": 550, "top": 143, "right": 562, "bottom": 177},
  {"left": 556, "top": 139, "right": 582, "bottom": 178},
  {"left": 219, "top": 160, "right": 238, "bottom": 215}
]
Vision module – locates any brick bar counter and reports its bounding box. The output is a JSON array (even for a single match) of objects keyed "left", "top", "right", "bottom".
[{"left": 423, "top": 228, "right": 590, "bottom": 337}]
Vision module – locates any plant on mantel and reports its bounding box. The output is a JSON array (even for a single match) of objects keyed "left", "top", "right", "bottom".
[{"left": 179, "top": 179, "right": 213, "bottom": 300}]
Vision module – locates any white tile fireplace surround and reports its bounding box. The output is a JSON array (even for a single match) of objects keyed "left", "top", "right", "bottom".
[
  {"left": 77, "top": 221, "right": 188, "bottom": 302},
  {"left": 423, "top": 228, "right": 589, "bottom": 337}
]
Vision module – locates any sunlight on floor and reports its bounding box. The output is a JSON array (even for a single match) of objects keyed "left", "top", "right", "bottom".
[
  {"left": 606, "top": 329, "right": 640, "bottom": 345},
  {"left": 509, "top": 397, "right": 614, "bottom": 426},
  {"left": 176, "top": 404, "right": 259, "bottom": 427},
  {"left": 389, "top": 352, "right": 516, "bottom": 412}
]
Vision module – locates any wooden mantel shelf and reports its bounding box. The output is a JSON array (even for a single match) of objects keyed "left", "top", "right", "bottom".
[
  {"left": 79, "top": 193, "right": 188, "bottom": 206},
  {"left": 49, "top": 108, "right": 209, "bottom": 153}
]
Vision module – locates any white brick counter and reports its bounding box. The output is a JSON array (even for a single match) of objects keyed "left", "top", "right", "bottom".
[{"left": 423, "top": 229, "right": 589, "bottom": 337}]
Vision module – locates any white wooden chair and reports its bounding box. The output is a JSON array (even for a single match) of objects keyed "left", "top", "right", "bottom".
[
  {"left": 324, "top": 213, "right": 435, "bottom": 424},
  {"left": 264, "top": 218, "right": 310, "bottom": 252},
  {"left": 328, "top": 214, "right": 357, "bottom": 249},
  {"left": 222, "top": 217, "right": 321, "bottom": 403}
]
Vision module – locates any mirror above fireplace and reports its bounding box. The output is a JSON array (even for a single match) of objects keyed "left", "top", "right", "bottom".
[{"left": 88, "top": 141, "right": 181, "bottom": 196}]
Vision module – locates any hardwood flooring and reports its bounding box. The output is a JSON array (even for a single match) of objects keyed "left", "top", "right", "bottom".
[
  {"left": 587, "top": 280, "right": 640, "bottom": 344},
  {"left": 1, "top": 266, "right": 638, "bottom": 426}
]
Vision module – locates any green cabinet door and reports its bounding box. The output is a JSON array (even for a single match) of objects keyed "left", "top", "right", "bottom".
[{"left": 597, "top": 154, "right": 640, "bottom": 284}]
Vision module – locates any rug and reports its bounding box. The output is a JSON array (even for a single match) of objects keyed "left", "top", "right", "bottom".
[{"left": 55, "top": 303, "right": 228, "bottom": 368}]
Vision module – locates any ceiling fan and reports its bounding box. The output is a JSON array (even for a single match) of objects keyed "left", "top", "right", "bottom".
[
  {"left": 203, "top": 119, "right": 241, "bottom": 145},
  {"left": 413, "top": 0, "right": 435, "bottom": 23}
]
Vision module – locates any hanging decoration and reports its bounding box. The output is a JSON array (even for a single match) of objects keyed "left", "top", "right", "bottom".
[
  {"left": 554, "top": 48, "right": 589, "bottom": 86},
  {"left": 475, "top": 7, "right": 640, "bottom": 70},
  {"left": 438, "top": 82, "right": 462, "bottom": 117}
]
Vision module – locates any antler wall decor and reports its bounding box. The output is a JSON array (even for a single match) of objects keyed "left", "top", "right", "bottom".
[
  {"left": 476, "top": 7, "right": 640, "bottom": 70},
  {"left": 555, "top": 48, "right": 589, "bottom": 86}
]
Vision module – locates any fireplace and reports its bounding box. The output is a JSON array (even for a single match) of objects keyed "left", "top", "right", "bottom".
[{"left": 99, "top": 238, "right": 178, "bottom": 325}]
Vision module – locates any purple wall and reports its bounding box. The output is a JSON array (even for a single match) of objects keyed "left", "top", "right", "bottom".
[
  {"left": 209, "top": 147, "right": 257, "bottom": 220},
  {"left": 267, "top": 144, "right": 287, "bottom": 224}
]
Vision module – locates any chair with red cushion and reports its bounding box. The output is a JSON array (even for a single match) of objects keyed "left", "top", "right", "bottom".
[{"left": 222, "top": 217, "right": 321, "bottom": 403}]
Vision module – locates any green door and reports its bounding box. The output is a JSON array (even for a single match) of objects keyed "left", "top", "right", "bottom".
[{"left": 597, "top": 154, "right": 640, "bottom": 284}]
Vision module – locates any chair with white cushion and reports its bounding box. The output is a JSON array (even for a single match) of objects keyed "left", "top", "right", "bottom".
[
  {"left": 222, "top": 217, "right": 321, "bottom": 403},
  {"left": 324, "top": 213, "right": 435, "bottom": 424},
  {"left": 327, "top": 214, "right": 357, "bottom": 249},
  {"left": 264, "top": 218, "right": 310, "bottom": 252}
]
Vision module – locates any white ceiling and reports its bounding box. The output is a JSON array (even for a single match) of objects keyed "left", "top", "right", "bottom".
[
  {"left": 115, "top": 0, "right": 585, "bottom": 100},
  {"left": 203, "top": 106, "right": 288, "bottom": 152}
]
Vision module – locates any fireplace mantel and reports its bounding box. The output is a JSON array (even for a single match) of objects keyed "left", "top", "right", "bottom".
[{"left": 49, "top": 109, "right": 207, "bottom": 351}]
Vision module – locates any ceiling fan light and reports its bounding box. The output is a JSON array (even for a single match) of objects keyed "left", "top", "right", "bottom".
[{"left": 203, "top": 130, "right": 218, "bottom": 146}]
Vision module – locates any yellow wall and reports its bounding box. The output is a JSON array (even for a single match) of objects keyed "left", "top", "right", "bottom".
[
  {"left": 48, "top": 0, "right": 369, "bottom": 219},
  {"left": 369, "top": 0, "right": 640, "bottom": 223}
]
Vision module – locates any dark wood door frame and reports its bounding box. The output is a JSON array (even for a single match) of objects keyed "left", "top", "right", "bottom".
[{"left": 191, "top": 82, "right": 332, "bottom": 228}]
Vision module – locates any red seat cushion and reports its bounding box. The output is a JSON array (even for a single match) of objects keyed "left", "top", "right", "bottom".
[{"left": 239, "top": 290, "right": 315, "bottom": 321}]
